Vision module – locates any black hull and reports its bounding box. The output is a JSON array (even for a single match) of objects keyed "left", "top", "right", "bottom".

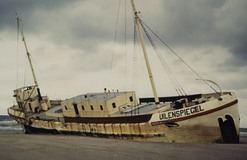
[
  {"left": 64, "top": 114, "right": 152, "bottom": 124},
  {"left": 24, "top": 125, "right": 84, "bottom": 135},
  {"left": 24, "top": 125, "right": 58, "bottom": 134},
  {"left": 139, "top": 94, "right": 202, "bottom": 103}
]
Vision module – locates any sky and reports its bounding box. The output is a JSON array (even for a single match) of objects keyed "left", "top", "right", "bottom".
[{"left": 0, "top": 0, "right": 246, "bottom": 127}]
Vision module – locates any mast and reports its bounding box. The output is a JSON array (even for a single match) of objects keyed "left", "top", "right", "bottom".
[
  {"left": 17, "top": 17, "right": 39, "bottom": 86},
  {"left": 131, "top": 0, "right": 160, "bottom": 108},
  {"left": 17, "top": 16, "right": 42, "bottom": 101}
]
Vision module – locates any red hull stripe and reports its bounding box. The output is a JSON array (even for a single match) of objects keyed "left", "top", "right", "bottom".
[{"left": 151, "top": 99, "right": 238, "bottom": 126}]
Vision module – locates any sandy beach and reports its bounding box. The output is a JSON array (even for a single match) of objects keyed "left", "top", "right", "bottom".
[{"left": 0, "top": 134, "right": 246, "bottom": 160}]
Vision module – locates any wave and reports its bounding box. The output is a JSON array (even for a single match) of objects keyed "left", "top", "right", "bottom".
[
  {"left": 0, "top": 115, "right": 13, "bottom": 121},
  {"left": 0, "top": 120, "right": 20, "bottom": 126},
  {"left": 0, "top": 119, "right": 23, "bottom": 133},
  {"left": 0, "top": 125, "right": 22, "bottom": 131}
]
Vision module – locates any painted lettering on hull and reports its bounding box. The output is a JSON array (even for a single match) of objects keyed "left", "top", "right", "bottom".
[{"left": 159, "top": 105, "right": 204, "bottom": 120}]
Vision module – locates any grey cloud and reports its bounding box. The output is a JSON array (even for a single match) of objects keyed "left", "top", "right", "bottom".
[
  {"left": 2, "top": 0, "right": 247, "bottom": 70},
  {"left": 32, "top": 0, "right": 127, "bottom": 52},
  {"left": 148, "top": 0, "right": 247, "bottom": 69},
  {"left": 229, "top": 42, "right": 247, "bottom": 67},
  {"left": 0, "top": 0, "right": 71, "bottom": 31}
]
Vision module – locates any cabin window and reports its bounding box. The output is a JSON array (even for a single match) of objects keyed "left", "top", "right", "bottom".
[
  {"left": 34, "top": 107, "right": 39, "bottom": 113},
  {"left": 73, "top": 103, "right": 79, "bottom": 115},
  {"left": 129, "top": 96, "right": 133, "bottom": 102},
  {"left": 81, "top": 105, "right": 85, "bottom": 110},
  {"left": 18, "top": 102, "right": 23, "bottom": 108},
  {"left": 100, "top": 105, "right": 103, "bottom": 110},
  {"left": 112, "top": 102, "right": 116, "bottom": 109},
  {"left": 91, "top": 105, "right": 94, "bottom": 110},
  {"left": 65, "top": 105, "right": 68, "bottom": 110},
  {"left": 73, "top": 103, "right": 77, "bottom": 108},
  {"left": 28, "top": 103, "right": 32, "bottom": 111}
]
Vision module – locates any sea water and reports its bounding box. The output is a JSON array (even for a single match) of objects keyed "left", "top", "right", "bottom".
[{"left": 0, "top": 115, "right": 23, "bottom": 134}]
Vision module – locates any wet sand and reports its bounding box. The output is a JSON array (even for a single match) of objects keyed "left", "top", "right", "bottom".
[{"left": 0, "top": 134, "right": 246, "bottom": 160}]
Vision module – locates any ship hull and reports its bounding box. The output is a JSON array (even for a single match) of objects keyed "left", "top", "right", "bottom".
[{"left": 8, "top": 94, "right": 240, "bottom": 143}]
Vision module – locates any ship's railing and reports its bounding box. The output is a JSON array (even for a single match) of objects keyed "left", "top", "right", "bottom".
[{"left": 8, "top": 106, "right": 25, "bottom": 119}]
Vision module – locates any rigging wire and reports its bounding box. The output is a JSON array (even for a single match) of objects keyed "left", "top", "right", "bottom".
[
  {"left": 29, "top": 55, "right": 48, "bottom": 88},
  {"left": 124, "top": 0, "right": 128, "bottom": 90},
  {"left": 16, "top": 14, "right": 51, "bottom": 95},
  {"left": 16, "top": 15, "right": 28, "bottom": 87},
  {"left": 110, "top": 0, "right": 131, "bottom": 91},
  {"left": 132, "top": 21, "right": 138, "bottom": 91},
  {"left": 110, "top": 0, "right": 122, "bottom": 69},
  {"left": 23, "top": 50, "right": 27, "bottom": 87},
  {"left": 139, "top": 18, "right": 220, "bottom": 95},
  {"left": 138, "top": 18, "right": 187, "bottom": 96},
  {"left": 16, "top": 14, "right": 20, "bottom": 88},
  {"left": 107, "top": 0, "right": 122, "bottom": 90}
]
